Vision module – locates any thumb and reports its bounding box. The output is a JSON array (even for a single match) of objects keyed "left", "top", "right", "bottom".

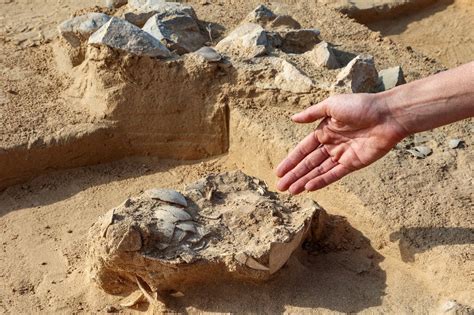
[{"left": 291, "top": 100, "right": 329, "bottom": 123}]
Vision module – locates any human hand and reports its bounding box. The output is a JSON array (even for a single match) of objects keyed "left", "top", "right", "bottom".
[{"left": 276, "top": 93, "right": 408, "bottom": 194}]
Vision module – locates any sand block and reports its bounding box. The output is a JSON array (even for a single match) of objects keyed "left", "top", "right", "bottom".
[
  {"left": 305, "top": 41, "right": 340, "bottom": 69},
  {"left": 87, "top": 171, "right": 320, "bottom": 295},
  {"left": 125, "top": 1, "right": 197, "bottom": 27},
  {"left": 378, "top": 66, "right": 406, "bottom": 91},
  {"left": 88, "top": 17, "right": 171, "bottom": 58},
  {"left": 216, "top": 23, "right": 269, "bottom": 59},
  {"left": 332, "top": 54, "right": 379, "bottom": 93},
  {"left": 280, "top": 29, "right": 321, "bottom": 53},
  {"left": 58, "top": 13, "right": 111, "bottom": 47},
  {"left": 143, "top": 13, "right": 206, "bottom": 54}
]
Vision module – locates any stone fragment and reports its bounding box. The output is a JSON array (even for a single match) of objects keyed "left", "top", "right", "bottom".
[
  {"left": 280, "top": 29, "right": 321, "bottom": 53},
  {"left": 407, "top": 146, "right": 432, "bottom": 159},
  {"left": 194, "top": 46, "right": 222, "bottom": 62},
  {"left": 378, "top": 66, "right": 406, "bottom": 91},
  {"left": 256, "top": 58, "right": 314, "bottom": 94},
  {"left": 142, "top": 13, "right": 206, "bottom": 54},
  {"left": 124, "top": 1, "right": 197, "bottom": 27},
  {"left": 305, "top": 41, "right": 340, "bottom": 69},
  {"left": 216, "top": 23, "right": 268, "bottom": 59},
  {"left": 269, "top": 15, "right": 301, "bottom": 30},
  {"left": 332, "top": 54, "right": 379, "bottom": 93},
  {"left": 88, "top": 17, "right": 171, "bottom": 58},
  {"left": 87, "top": 171, "right": 320, "bottom": 295},
  {"left": 146, "top": 188, "right": 188, "bottom": 207},
  {"left": 245, "top": 4, "right": 277, "bottom": 26},
  {"left": 106, "top": 0, "right": 128, "bottom": 9},
  {"left": 448, "top": 139, "right": 463, "bottom": 149},
  {"left": 58, "top": 13, "right": 111, "bottom": 47}
]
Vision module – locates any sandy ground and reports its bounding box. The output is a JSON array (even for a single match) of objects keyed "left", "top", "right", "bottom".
[{"left": 0, "top": 0, "right": 473, "bottom": 314}]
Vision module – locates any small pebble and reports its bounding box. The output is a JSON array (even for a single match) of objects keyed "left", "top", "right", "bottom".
[{"left": 448, "top": 139, "right": 463, "bottom": 149}]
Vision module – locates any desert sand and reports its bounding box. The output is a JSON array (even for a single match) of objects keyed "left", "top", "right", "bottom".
[{"left": 0, "top": 0, "right": 472, "bottom": 314}]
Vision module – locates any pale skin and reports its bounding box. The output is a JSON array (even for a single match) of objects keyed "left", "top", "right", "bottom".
[{"left": 276, "top": 61, "right": 474, "bottom": 195}]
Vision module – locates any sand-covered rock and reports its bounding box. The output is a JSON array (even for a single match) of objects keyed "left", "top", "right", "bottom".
[
  {"left": 58, "top": 13, "right": 111, "bottom": 47},
  {"left": 194, "top": 46, "right": 222, "bottom": 62},
  {"left": 88, "top": 17, "right": 171, "bottom": 57},
  {"left": 280, "top": 29, "right": 321, "bottom": 53},
  {"left": 378, "top": 66, "right": 406, "bottom": 91},
  {"left": 87, "top": 171, "right": 320, "bottom": 296},
  {"left": 305, "top": 41, "right": 340, "bottom": 69},
  {"left": 332, "top": 54, "right": 378, "bottom": 93},
  {"left": 245, "top": 4, "right": 277, "bottom": 26},
  {"left": 269, "top": 14, "right": 302, "bottom": 30},
  {"left": 105, "top": 0, "right": 128, "bottom": 9},
  {"left": 142, "top": 13, "right": 206, "bottom": 54},
  {"left": 124, "top": 1, "right": 197, "bottom": 27},
  {"left": 257, "top": 58, "right": 314, "bottom": 94},
  {"left": 216, "top": 23, "right": 269, "bottom": 58}
]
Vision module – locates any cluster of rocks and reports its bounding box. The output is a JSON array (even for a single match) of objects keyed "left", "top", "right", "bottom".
[
  {"left": 57, "top": 2, "right": 406, "bottom": 95},
  {"left": 87, "top": 171, "right": 320, "bottom": 305}
]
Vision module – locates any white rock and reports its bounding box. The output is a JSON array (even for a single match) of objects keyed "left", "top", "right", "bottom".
[
  {"left": 305, "top": 41, "right": 340, "bottom": 69},
  {"left": 142, "top": 13, "right": 206, "bottom": 54},
  {"left": 146, "top": 188, "right": 188, "bottom": 206},
  {"left": 245, "top": 4, "right": 277, "bottom": 25},
  {"left": 332, "top": 54, "right": 379, "bottom": 93},
  {"left": 258, "top": 58, "right": 314, "bottom": 94},
  {"left": 378, "top": 66, "right": 406, "bottom": 91},
  {"left": 106, "top": 0, "right": 128, "bottom": 8},
  {"left": 448, "top": 139, "right": 463, "bottom": 149},
  {"left": 194, "top": 46, "right": 222, "bottom": 62},
  {"left": 125, "top": 1, "right": 197, "bottom": 27},
  {"left": 216, "top": 23, "right": 268, "bottom": 58},
  {"left": 88, "top": 17, "right": 171, "bottom": 58},
  {"left": 58, "top": 13, "right": 111, "bottom": 47}
]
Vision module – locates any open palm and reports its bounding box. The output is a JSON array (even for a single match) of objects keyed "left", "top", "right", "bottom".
[{"left": 276, "top": 94, "right": 408, "bottom": 194}]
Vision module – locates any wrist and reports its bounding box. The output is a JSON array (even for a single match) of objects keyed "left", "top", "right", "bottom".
[{"left": 376, "top": 87, "right": 413, "bottom": 139}]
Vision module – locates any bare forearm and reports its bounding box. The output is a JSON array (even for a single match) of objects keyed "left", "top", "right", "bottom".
[{"left": 380, "top": 61, "right": 474, "bottom": 136}]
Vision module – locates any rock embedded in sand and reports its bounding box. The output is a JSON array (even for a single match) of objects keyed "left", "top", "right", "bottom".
[
  {"left": 448, "top": 139, "right": 463, "bottom": 149},
  {"left": 58, "top": 13, "right": 111, "bottom": 47},
  {"left": 280, "top": 29, "right": 321, "bottom": 53},
  {"left": 258, "top": 58, "right": 314, "bottom": 94},
  {"left": 142, "top": 13, "right": 206, "bottom": 54},
  {"left": 269, "top": 14, "right": 302, "bottom": 30},
  {"left": 88, "top": 17, "right": 171, "bottom": 58},
  {"left": 87, "top": 171, "right": 320, "bottom": 296},
  {"left": 194, "top": 46, "right": 222, "bottom": 62},
  {"left": 378, "top": 66, "right": 406, "bottom": 91},
  {"left": 305, "top": 41, "right": 340, "bottom": 69},
  {"left": 106, "top": 0, "right": 128, "bottom": 9},
  {"left": 216, "top": 23, "right": 269, "bottom": 59},
  {"left": 124, "top": 1, "right": 197, "bottom": 27},
  {"left": 245, "top": 4, "right": 277, "bottom": 26},
  {"left": 332, "top": 54, "right": 379, "bottom": 93}
]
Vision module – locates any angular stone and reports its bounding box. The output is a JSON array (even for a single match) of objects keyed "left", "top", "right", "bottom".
[
  {"left": 269, "top": 15, "right": 301, "bottom": 30},
  {"left": 146, "top": 188, "right": 188, "bottom": 207},
  {"left": 105, "top": 0, "right": 128, "bottom": 9},
  {"left": 87, "top": 171, "right": 320, "bottom": 295},
  {"left": 216, "top": 23, "right": 268, "bottom": 59},
  {"left": 305, "top": 41, "right": 340, "bottom": 69},
  {"left": 142, "top": 13, "right": 206, "bottom": 54},
  {"left": 258, "top": 58, "right": 314, "bottom": 94},
  {"left": 245, "top": 4, "right": 277, "bottom": 26},
  {"left": 378, "top": 66, "right": 406, "bottom": 91},
  {"left": 124, "top": 1, "right": 197, "bottom": 27},
  {"left": 194, "top": 46, "right": 222, "bottom": 62},
  {"left": 280, "top": 29, "right": 321, "bottom": 53},
  {"left": 332, "top": 54, "right": 379, "bottom": 93},
  {"left": 58, "top": 13, "right": 111, "bottom": 47},
  {"left": 88, "top": 18, "right": 171, "bottom": 58}
]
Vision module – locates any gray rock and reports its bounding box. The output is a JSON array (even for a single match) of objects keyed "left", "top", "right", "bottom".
[
  {"left": 195, "top": 46, "right": 222, "bottom": 62},
  {"left": 280, "top": 29, "right": 321, "bottom": 53},
  {"left": 378, "top": 66, "right": 406, "bottom": 91},
  {"left": 246, "top": 4, "right": 277, "bottom": 25},
  {"left": 216, "top": 23, "right": 268, "bottom": 59},
  {"left": 58, "top": 13, "right": 111, "bottom": 47},
  {"left": 448, "top": 139, "right": 463, "bottom": 149},
  {"left": 146, "top": 188, "right": 188, "bottom": 207},
  {"left": 269, "top": 15, "right": 301, "bottom": 30},
  {"left": 105, "top": 0, "right": 128, "bottom": 9},
  {"left": 257, "top": 58, "right": 314, "bottom": 94},
  {"left": 407, "top": 146, "right": 432, "bottom": 159},
  {"left": 88, "top": 17, "right": 171, "bottom": 58},
  {"left": 124, "top": 1, "right": 197, "bottom": 27},
  {"left": 142, "top": 13, "right": 206, "bottom": 54},
  {"left": 332, "top": 54, "right": 379, "bottom": 93},
  {"left": 305, "top": 41, "right": 340, "bottom": 69}
]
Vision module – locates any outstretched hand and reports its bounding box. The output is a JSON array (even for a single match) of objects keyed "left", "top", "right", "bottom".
[{"left": 276, "top": 93, "right": 408, "bottom": 194}]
